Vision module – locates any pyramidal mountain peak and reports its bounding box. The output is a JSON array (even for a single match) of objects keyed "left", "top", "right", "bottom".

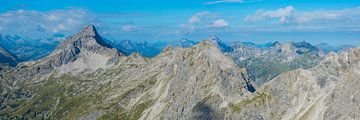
[
  {"left": 46, "top": 25, "right": 125, "bottom": 73},
  {"left": 8, "top": 25, "right": 125, "bottom": 81}
]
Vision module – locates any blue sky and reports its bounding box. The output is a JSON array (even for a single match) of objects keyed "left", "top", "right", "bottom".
[{"left": 1, "top": 0, "right": 360, "bottom": 46}]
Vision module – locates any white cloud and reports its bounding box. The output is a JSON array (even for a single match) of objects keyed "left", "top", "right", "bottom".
[
  {"left": 245, "top": 6, "right": 360, "bottom": 24},
  {"left": 187, "top": 11, "right": 211, "bottom": 24},
  {"left": 121, "top": 25, "right": 138, "bottom": 32},
  {"left": 244, "top": 6, "right": 360, "bottom": 31},
  {"left": 208, "top": 19, "right": 229, "bottom": 28},
  {"left": 188, "top": 16, "right": 201, "bottom": 24},
  {"left": 162, "top": 11, "right": 229, "bottom": 36},
  {"left": 0, "top": 9, "right": 143, "bottom": 39},
  {"left": 0, "top": 9, "right": 96, "bottom": 38},
  {"left": 245, "top": 6, "right": 295, "bottom": 23}
]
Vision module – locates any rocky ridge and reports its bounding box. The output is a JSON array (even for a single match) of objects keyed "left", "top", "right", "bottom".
[{"left": 0, "top": 26, "right": 255, "bottom": 119}]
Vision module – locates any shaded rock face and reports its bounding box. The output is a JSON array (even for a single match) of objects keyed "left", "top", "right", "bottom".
[
  {"left": 0, "top": 45, "right": 19, "bottom": 67},
  {"left": 0, "top": 40, "right": 255, "bottom": 120}
]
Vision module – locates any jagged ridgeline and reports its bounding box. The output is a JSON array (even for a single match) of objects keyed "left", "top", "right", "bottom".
[
  {"left": 0, "top": 25, "right": 359, "bottom": 120},
  {"left": 0, "top": 25, "right": 256, "bottom": 119}
]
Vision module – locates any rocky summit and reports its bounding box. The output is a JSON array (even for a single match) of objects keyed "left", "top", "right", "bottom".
[{"left": 0, "top": 25, "right": 359, "bottom": 120}]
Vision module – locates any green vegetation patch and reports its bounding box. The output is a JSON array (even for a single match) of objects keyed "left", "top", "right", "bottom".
[{"left": 229, "top": 93, "right": 271, "bottom": 112}]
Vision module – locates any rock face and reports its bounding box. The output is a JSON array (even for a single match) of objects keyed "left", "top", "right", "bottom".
[
  {"left": 228, "top": 46, "right": 360, "bottom": 120},
  {"left": 0, "top": 45, "right": 19, "bottom": 66},
  {"left": 47, "top": 25, "right": 124, "bottom": 73},
  {"left": 0, "top": 39, "right": 255, "bottom": 119},
  {"left": 228, "top": 41, "right": 324, "bottom": 85}
]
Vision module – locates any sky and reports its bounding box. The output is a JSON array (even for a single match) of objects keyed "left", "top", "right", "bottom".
[{"left": 1, "top": 0, "right": 360, "bottom": 46}]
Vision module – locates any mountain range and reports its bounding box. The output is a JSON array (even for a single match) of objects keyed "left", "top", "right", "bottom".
[
  {"left": 228, "top": 41, "right": 325, "bottom": 85},
  {"left": 0, "top": 33, "right": 62, "bottom": 61},
  {"left": 0, "top": 25, "right": 359, "bottom": 119}
]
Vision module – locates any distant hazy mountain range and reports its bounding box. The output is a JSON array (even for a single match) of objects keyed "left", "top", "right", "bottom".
[
  {"left": 0, "top": 33, "right": 63, "bottom": 61},
  {"left": 0, "top": 31, "right": 355, "bottom": 85},
  {"left": 0, "top": 32, "right": 353, "bottom": 62},
  {"left": 0, "top": 25, "right": 359, "bottom": 119}
]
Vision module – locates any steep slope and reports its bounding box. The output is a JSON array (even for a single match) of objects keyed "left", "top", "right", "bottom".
[
  {"left": 228, "top": 46, "right": 360, "bottom": 119},
  {"left": 0, "top": 40, "right": 255, "bottom": 119},
  {"left": 0, "top": 45, "right": 19, "bottom": 66},
  {"left": 229, "top": 41, "right": 324, "bottom": 85}
]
